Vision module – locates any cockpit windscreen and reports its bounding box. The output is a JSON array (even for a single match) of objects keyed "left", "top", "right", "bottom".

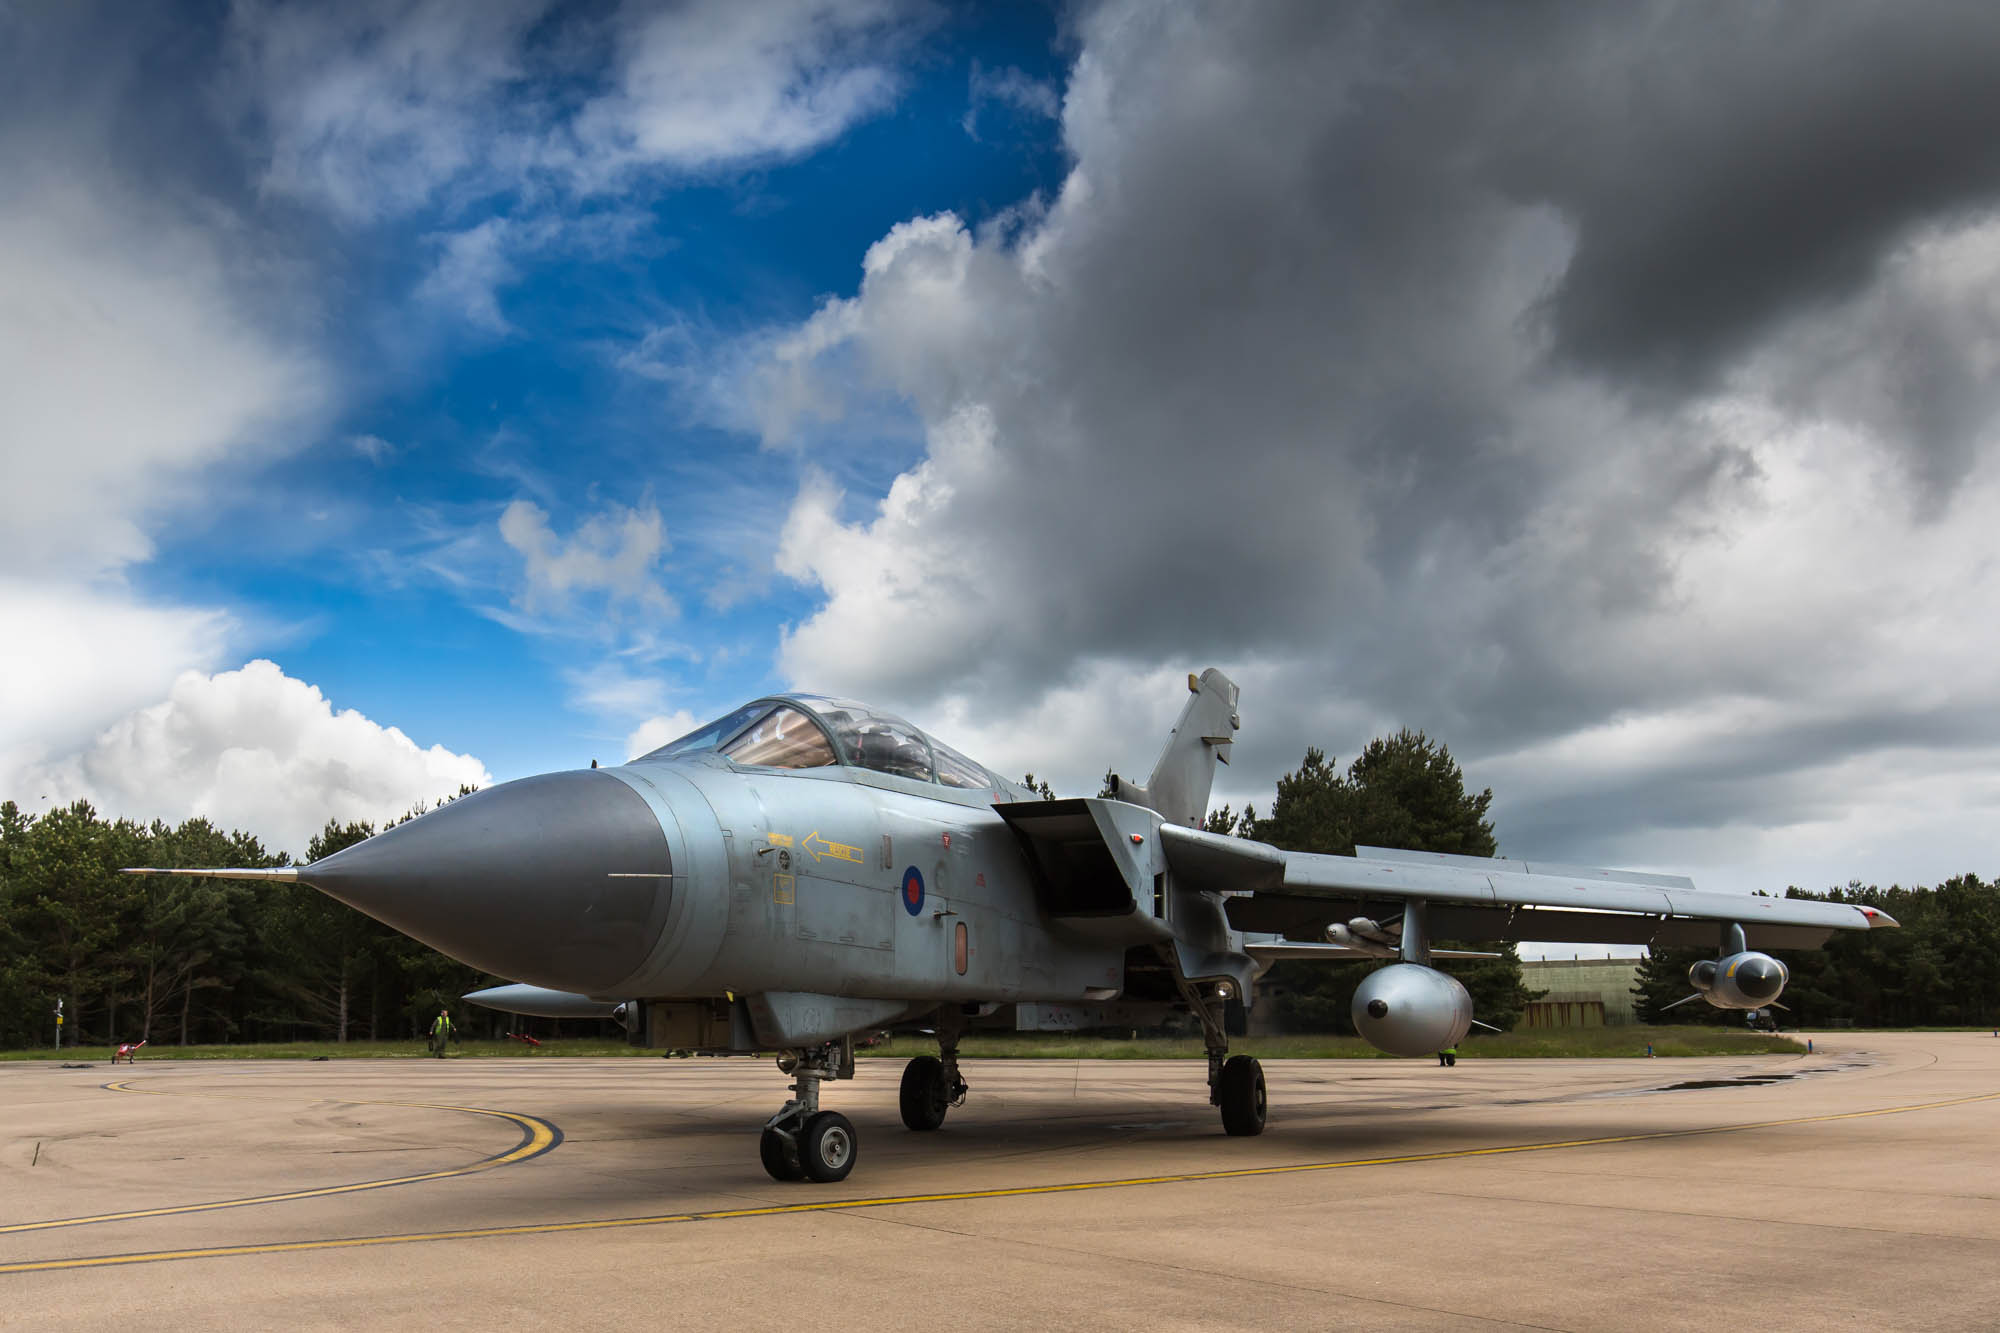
[
  {"left": 641, "top": 701, "right": 771, "bottom": 760},
  {"left": 639, "top": 694, "right": 1000, "bottom": 792},
  {"left": 721, "top": 706, "right": 837, "bottom": 769}
]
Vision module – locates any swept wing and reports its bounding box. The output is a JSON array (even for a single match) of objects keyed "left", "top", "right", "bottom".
[{"left": 1156, "top": 826, "right": 1894, "bottom": 949}]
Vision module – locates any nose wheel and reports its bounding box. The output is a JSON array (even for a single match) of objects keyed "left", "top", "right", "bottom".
[
  {"left": 798, "top": 1111, "right": 856, "bottom": 1181},
  {"left": 759, "top": 1124, "right": 803, "bottom": 1181},
  {"left": 760, "top": 1044, "right": 859, "bottom": 1183}
]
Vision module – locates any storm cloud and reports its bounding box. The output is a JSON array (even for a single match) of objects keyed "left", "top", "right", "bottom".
[{"left": 762, "top": 0, "right": 2000, "bottom": 890}]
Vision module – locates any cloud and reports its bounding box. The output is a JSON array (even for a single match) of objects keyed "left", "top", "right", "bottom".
[
  {"left": 0, "top": 14, "right": 335, "bottom": 809},
  {"left": 962, "top": 59, "right": 1059, "bottom": 139},
  {"left": 498, "top": 498, "right": 675, "bottom": 619},
  {"left": 625, "top": 710, "right": 702, "bottom": 761},
  {"left": 0, "top": 581, "right": 235, "bottom": 775},
  {"left": 416, "top": 209, "right": 652, "bottom": 332},
  {"left": 227, "top": 0, "right": 932, "bottom": 222},
  {"left": 0, "top": 177, "right": 324, "bottom": 580},
  {"left": 225, "top": 0, "right": 556, "bottom": 223},
  {"left": 757, "top": 1, "right": 2000, "bottom": 891},
  {"left": 1495, "top": 4, "right": 2000, "bottom": 399},
  {"left": 567, "top": 0, "right": 924, "bottom": 186},
  {"left": 12, "top": 660, "right": 491, "bottom": 860},
  {"left": 416, "top": 217, "right": 525, "bottom": 331},
  {"left": 564, "top": 663, "right": 669, "bottom": 719}
]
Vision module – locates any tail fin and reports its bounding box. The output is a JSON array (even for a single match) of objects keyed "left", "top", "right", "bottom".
[{"left": 1109, "top": 669, "right": 1240, "bottom": 827}]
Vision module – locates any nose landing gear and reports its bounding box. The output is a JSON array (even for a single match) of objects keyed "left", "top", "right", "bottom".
[{"left": 759, "top": 1042, "right": 858, "bottom": 1183}]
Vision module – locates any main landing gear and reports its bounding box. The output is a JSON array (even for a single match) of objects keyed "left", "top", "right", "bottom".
[
  {"left": 1216, "top": 1052, "right": 1266, "bottom": 1135},
  {"left": 1181, "top": 976, "right": 1266, "bottom": 1137},
  {"left": 898, "top": 1020, "right": 968, "bottom": 1132},
  {"left": 760, "top": 1042, "right": 857, "bottom": 1183}
]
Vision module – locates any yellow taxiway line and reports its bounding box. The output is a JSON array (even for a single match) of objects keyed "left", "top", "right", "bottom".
[
  {"left": 0, "top": 1081, "right": 560, "bottom": 1238},
  {"left": 3, "top": 1085, "right": 1995, "bottom": 1275}
]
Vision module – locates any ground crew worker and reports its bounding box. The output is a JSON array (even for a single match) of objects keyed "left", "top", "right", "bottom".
[
  {"left": 429, "top": 1008, "right": 454, "bottom": 1058},
  {"left": 1438, "top": 1044, "right": 1457, "bottom": 1067}
]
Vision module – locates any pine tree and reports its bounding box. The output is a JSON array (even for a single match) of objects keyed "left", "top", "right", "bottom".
[{"left": 1244, "top": 733, "right": 1534, "bottom": 1033}]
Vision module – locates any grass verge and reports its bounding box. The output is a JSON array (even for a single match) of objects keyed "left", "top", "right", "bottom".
[
  {"left": 4, "top": 1028, "right": 1802, "bottom": 1062},
  {"left": 1, "top": 1039, "right": 646, "bottom": 1062},
  {"left": 857, "top": 1028, "right": 1802, "bottom": 1060}
]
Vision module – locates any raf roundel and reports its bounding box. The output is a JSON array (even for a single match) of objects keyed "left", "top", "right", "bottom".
[{"left": 901, "top": 865, "right": 925, "bottom": 916}]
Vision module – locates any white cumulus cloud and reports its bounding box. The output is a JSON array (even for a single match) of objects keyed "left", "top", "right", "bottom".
[
  {"left": 625, "top": 710, "right": 702, "bottom": 761},
  {"left": 0, "top": 179, "right": 323, "bottom": 580},
  {"left": 0, "top": 581, "right": 235, "bottom": 778},
  {"left": 13, "top": 660, "right": 492, "bottom": 860}
]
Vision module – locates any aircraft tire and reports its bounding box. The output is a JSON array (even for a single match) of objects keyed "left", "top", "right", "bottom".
[
  {"left": 899, "top": 1056, "right": 949, "bottom": 1131},
  {"left": 1218, "top": 1055, "right": 1267, "bottom": 1136},
  {"left": 800, "top": 1111, "right": 858, "bottom": 1183},
  {"left": 759, "top": 1126, "right": 804, "bottom": 1182}
]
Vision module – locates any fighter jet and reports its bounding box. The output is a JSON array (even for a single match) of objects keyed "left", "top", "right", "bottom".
[{"left": 127, "top": 669, "right": 1895, "bottom": 1183}]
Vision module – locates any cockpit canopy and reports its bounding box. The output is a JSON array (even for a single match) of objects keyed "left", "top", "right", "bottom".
[{"left": 640, "top": 695, "right": 1000, "bottom": 790}]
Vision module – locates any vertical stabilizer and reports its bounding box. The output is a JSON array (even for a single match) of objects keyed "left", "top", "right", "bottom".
[{"left": 1111, "top": 669, "right": 1240, "bottom": 828}]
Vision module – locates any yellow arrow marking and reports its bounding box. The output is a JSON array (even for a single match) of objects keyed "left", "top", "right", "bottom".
[{"left": 802, "top": 831, "right": 863, "bottom": 864}]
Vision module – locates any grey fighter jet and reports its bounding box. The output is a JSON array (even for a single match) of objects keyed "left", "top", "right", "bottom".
[{"left": 128, "top": 669, "right": 1895, "bottom": 1183}]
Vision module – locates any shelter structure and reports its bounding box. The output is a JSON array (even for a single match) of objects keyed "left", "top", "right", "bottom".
[{"left": 1519, "top": 957, "right": 1643, "bottom": 1028}]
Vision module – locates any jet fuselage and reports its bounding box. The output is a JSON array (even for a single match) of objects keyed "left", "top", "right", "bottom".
[{"left": 596, "top": 755, "right": 1123, "bottom": 1003}]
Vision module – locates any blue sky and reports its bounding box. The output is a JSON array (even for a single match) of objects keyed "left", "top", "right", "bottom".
[
  {"left": 113, "top": 2, "right": 1070, "bottom": 781},
  {"left": 5, "top": 1, "right": 2000, "bottom": 897}
]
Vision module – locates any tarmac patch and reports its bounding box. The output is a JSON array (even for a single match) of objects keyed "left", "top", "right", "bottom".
[{"left": 1652, "top": 1061, "right": 1870, "bottom": 1094}]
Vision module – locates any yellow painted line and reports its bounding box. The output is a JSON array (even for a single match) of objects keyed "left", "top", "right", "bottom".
[
  {"left": 0, "top": 1082, "right": 560, "bottom": 1237},
  {"left": 4, "top": 1086, "right": 1995, "bottom": 1275}
]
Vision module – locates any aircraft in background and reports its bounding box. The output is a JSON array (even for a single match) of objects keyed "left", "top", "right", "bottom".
[{"left": 130, "top": 669, "right": 1894, "bottom": 1182}]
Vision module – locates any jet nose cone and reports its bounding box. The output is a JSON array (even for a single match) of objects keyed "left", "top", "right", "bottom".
[{"left": 305, "top": 770, "right": 671, "bottom": 992}]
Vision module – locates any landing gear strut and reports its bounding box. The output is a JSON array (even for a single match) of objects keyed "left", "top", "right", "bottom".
[
  {"left": 899, "top": 1011, "right": 969, "bottom": 1132},
  {"left": 760, "top": 1041, "right": 857, "bottom": 1183},
  {"left": 1180, "top": 975, "right": 1266, "bottom": 1137}
]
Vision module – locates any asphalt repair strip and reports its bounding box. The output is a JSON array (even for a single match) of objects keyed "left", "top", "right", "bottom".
[{"left": 4, "top": 1083, "right": 1995, "bottom": 1276}]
